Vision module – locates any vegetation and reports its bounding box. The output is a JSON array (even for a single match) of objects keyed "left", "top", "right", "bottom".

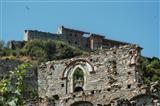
[
  {"left": 0, "top": 63, "right": 31, "bottom": 106},
  {"left": 140, "top": 56, "right": 160, "bottom": 84},
  {"left": 73, "top": 68, "right": 84, "bottom": 80},
  {"left": 0, "top": 40, "right": 84, "bottom": 62},
  {"left": 0, "top": 40, "right": 85, "bottom": 105},
  {"left": 0, "top": 39, "right": 159, "bottom": 106},
  {"left": 0, "top": 41, "right": 4, "bottom": 51}
]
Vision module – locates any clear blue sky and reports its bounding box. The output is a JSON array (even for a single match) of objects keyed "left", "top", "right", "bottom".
[{"left": 0, "top": 0, "right": 159, "bottom": 57}]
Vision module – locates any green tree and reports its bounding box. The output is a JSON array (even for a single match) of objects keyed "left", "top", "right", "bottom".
[{"left": 141, "top": 56, "right": 160, "bottom": 84}]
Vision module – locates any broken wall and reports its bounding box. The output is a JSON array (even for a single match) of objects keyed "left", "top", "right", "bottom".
[{"left": 38, "top": 45, "right": 149, "bottom": 106}]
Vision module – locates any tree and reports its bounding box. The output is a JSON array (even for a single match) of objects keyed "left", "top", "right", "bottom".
[{"left": 141, "top": 56, "right": 160, "bottom": 84}]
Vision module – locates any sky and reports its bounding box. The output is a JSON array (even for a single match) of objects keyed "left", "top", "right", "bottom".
[{"left": 0, "top": 0, "right": 159, "bottom": 58}]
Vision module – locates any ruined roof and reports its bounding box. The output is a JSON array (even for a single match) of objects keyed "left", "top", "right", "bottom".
[
  {"left": 24, "top": 30, "right": 56, "bottom": 35},
  {"left": 61, "top": 26, "right": 90, "bottom": 34},
  {"left": 90, "top": 33, "right": 105, "bottom": 38},
  {"left": 102, "top": 38, "right": 130, "bottom": 45}
]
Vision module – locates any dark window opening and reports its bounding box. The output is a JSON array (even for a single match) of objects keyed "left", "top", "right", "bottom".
[
  {"left": 113, "top": 65, "right": 117, "bottom": 68},
  {"left": 74, "top": 87, "right": 83, "bottom": 92},
  {"left": 127, "top": 72, "right": 131, "bottom": 75},
  {"left": 65, "top": 99, "right": 68, "bottom": 103},
  {"left": 52, "top": 95, "right": 59, "bottom": 100},
  {"left": 104, "top": 104, "right": 111, "bottom": 106},
  {"left": 75, "top": 42, "right": 77, "bottom": 44},
  {"left": 61, "top": 84, "right": 64, "bottom": 87},
  {"left": 97, "top": 104, "right": 102, "bottom": 106},
  {"left": 73, "top": 94, "right": 76, "bottom": 98},
  {"left": 113, "top": 51, "right": 116, "bottom": 54},
  {"left": 107, "top": 88, "right": 111, "bottom": 91},
  {"left": 127, "top": 84, "right": 131, "bottom": 89},
  {"left": 129, "top": 51, "right": 132, "bottom": 55},
  {"left": 91, "top": 90, "right": 94, "bottom": 94}
]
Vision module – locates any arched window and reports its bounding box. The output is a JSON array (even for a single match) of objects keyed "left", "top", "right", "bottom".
[{"left": 73, "top": 68, "right": 84, "bottom": 92}]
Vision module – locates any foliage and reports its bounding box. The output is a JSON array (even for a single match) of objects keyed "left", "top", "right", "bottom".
[
  {"left": 22, "top": 40, "right": 83, "bottom": 62},
  {"left": 55, "top": 40, "right": 82, "bottom": 59},
  {"left": 0, "top": 40, "right": 84, "bottom": 62},
  {"left": 0, "top": 47, "right": 12, "bottom": 56},
  {"left": 0, "top": 41, "right": 4, "bottom": 50},
  {"left": 73, "top": 68, "right": 84, "bottom": 80},
  {"left": 140, "top": 56, "right": 160, "bottom": 84},
  {"left": 0, "top": 63, "right": 31, "bottom": 106}
]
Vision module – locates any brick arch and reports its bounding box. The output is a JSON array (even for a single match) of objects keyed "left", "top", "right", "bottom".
[{"left": 61, "top": 59, "right": 95, "bottom": 80}]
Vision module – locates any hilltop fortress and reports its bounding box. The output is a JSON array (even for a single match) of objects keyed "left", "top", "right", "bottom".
[{"left": 24, "top": 26, "right": 128, "bottom": 50}]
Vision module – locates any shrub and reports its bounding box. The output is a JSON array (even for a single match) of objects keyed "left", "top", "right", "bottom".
[
  {"left": 0, "top": 63, "right": 31, "bottom": 106},
  {"left": 141, "top": 56, "right": 160, "bottom": 84},
  {"left": 151, "top": 74, "right": 160, "bottom": 82}
]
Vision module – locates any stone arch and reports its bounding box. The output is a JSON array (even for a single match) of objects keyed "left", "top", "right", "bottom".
[
  {"left": 70, "top": 65, "right": 86, "bottom": 92},
  {"left": 70, "top": 101, "right": 94, "bottom": 106},
  {"left": 61, "top": 59, "right": 94, "bottom": 94},
  {"left": 61, "top": 59, "right": 94, "bottom": 79},
  {"left": 72, "top": 67, "right": 84, "bottom": 92}
]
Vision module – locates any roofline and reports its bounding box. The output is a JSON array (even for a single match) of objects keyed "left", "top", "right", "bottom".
[
  {"left": 61, "top": 26, "right": 90, "bottom": 34},
  {"left": 103, "top": 38, "right": 130, "bottom": 45},
  {"left": 90, "top": 33, "right": 105, "bottom": 38},
  {"left": 24, "top": 29, "right": 57, "bottom": 35}
]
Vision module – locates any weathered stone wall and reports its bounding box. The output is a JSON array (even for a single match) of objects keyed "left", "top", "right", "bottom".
[
  {"left": 24, "top": 30, "right": 58, "bottom": 41},
  {"left": 37, "top": 45, "right": 159, "bottom": 106}
]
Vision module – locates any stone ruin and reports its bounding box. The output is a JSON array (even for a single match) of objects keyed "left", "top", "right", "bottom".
[
  {"left": 38, "top": 45, "right": 160, "bottom": 106},
  {"left": 0, "top": 45, "right": 159, "bottom": 106}
]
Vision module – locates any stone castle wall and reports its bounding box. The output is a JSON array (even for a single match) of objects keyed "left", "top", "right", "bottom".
[{"left": 24, "top": 26, "right": 128, "bottom": 51}]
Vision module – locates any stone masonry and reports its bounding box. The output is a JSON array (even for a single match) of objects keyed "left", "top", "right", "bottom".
[{"left": 38, "top": 45, "right": 160, "bottom": 106}]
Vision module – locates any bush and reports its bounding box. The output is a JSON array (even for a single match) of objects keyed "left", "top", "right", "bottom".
[
  {"left": 0, "top": 63, "right": 31, "bottom": 106},
  {"left": 151, "top": 74, "right": 160, "bottom": 82},
  {"left": 22, "top": 40, "right": 83, "bottom": 61},
  {"left": 1, "top": 48, "right": 12, "bottom": 56},
  {"left": 0, "top": 39, "right": 84, "bottom": 62},
  {"left": 141, "top": 56, "right": 160, "bottom": 84}
]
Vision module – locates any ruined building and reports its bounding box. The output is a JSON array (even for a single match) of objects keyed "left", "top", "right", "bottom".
[
  {"left": 38, "top": 45, "right": 160, "bottom": 106},
  {"left": 1, "top": 26, "right": 159, "bottom": 105},
  {"left": 24, "top": 26, "right": 128, "bottom": 50},
  {"left": 1, "top": 45, "right": 160, "bottom": 106}
]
